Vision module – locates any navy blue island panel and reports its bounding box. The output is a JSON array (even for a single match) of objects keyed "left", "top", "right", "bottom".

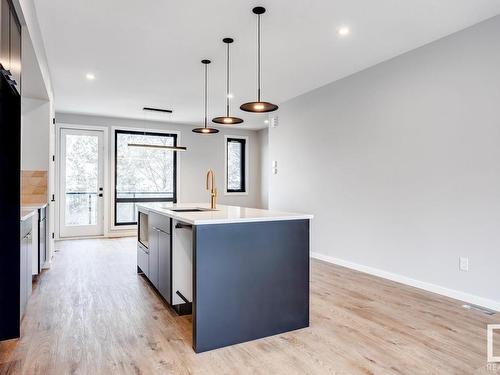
[{"left": 192, "top": 219, "right": 310, "bottom": 353}]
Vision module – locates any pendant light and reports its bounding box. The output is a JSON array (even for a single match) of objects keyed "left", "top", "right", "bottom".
[
  {"left": 130, "top": 124, "right": 187, "bottom": 151},
  {"left": 240, "top": 7, "right": 278, "bottom": 113},
  {"left": 212, "top": 38, "right": 243, "bottom": 125},
  {"left": 193, "top": 60, "right": 219, "bottom": 134}
]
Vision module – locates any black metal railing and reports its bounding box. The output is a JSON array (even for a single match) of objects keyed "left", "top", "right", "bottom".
[
  {"left": 66, "top": 191, "right": 175, "bottom": 225},
  {"left": 114, "top": 191, "right": 174, "bottom": 225},
  {"left": 65, "top": 192, "right": 97, "bottom": 225}
]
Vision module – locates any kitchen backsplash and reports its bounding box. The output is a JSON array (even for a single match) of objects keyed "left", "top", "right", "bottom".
[{"left": 21, "top": 170, "right": 48, "bottom": 205}]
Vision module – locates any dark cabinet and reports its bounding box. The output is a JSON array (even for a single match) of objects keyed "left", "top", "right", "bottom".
[
  {"left": 0, "top": 0, "right": 20, "bottom": 341},
  {"left": 0, "top": 0, "right": 21, "bottom": 93},
  {"left": 8, "top": 8, "right": 19, "bottom": 87},
  {"left": 0, "top": 0, "right": 9, "bottom": 64},
  {"left": 148, "top": 226, "right": 171, "bottom": 303}
]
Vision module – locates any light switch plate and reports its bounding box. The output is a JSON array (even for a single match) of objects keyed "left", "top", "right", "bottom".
[{"left": 270, "top": 117, "right": 278, "bottom": 128}]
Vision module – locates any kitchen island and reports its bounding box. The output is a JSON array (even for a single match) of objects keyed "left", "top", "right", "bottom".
[{"left": 136, "top": 203, "right": 313, "bottom": 353}]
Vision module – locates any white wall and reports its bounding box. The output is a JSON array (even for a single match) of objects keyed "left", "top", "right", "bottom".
[
  {"left": 269, "top": 16, "right": 500, "bottom": 309},
  {"left": 56, "top": 113, "right": 263, "bottom": 234},
  {"left": 21, "top": 25, "right": 51, "bottom": 173},
  {"left": 258, "top": 128, "right": 269, "bottom": 209},
  {"left": 11, "top": 0, "right": 56, "bottom": 264},
  {"left": 21, "top": 98, "right": 50, "bottom": 170},
  {"left": 21, "top": 27, "right": 48, "bottom": 100}
]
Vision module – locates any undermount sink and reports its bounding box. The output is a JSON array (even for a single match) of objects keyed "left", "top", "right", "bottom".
[{"left": 170, "top": 208, "right": 212, "bottom": 212}]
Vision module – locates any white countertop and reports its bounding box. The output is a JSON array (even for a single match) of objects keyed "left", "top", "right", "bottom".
[
  {"left": 137, "top": 202, "right": 313, "bottom": 225},
  {"left": 21, "top": 209, "right": 36, "bottom": 221},
  {"left": 22, "top": 202, "right": 48, "bottom": 210},
  {"left": 20, "top": 203, "right": 47, "bottom": 222}
]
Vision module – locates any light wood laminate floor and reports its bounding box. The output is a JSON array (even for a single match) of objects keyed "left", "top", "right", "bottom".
[{"left": 0, "top": 238, "right": 498, "bottom": 374}]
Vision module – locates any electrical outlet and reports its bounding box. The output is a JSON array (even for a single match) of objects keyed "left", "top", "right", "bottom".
[
  {"left": 459, "top": 257, "right": 469, "bottom": 272},
  {"left": 272, "top": 168, "right": 278, "bottom": 175}
]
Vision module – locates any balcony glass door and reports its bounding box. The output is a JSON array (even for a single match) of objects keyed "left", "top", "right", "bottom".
[{"left": 59, "top": 128, "right": 104, "bottom": 237}]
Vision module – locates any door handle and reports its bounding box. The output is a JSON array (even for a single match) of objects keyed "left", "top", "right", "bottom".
[{"left": 175, "top": 223, "right": 192, "bottom": 230}]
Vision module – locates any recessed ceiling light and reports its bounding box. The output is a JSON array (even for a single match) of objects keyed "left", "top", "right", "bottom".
[
  {"left": 86, "top": 73, "right": 95, "bottom": 80},
  {"left": 264, "top": 119, "right": 269, "bottom": 124},
  {"left": 337, "top": 26, "right": 350, "bottom": 37}
]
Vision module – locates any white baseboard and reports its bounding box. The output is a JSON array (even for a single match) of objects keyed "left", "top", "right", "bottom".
[
  {"left": 56, "top": 231, "right": 136, "bottom": 240},
  {"left": 105, "top": 230, "right": 136, "bottom": 238},
  {"left": 311, "top": 252, "right": 500, "bottom": 312}
]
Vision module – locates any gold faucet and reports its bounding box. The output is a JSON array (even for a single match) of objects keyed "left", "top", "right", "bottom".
[{"left": 206, "top": 169, "right": 217, "bottom": 209}]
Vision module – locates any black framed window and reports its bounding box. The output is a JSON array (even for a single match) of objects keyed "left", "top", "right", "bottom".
[
  {"left": 114, "top": 130, "right": 177, "bottom": 225},
  {"left": 226, "top": 137, "right": 246, "bottom": 193}
]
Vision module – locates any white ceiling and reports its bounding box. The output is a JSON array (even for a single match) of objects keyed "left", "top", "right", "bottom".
[{"left": 34, "top": 0, "right": 500, "bottom": 130}]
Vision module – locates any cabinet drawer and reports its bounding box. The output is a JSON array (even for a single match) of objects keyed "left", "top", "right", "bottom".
[
  {"left": 137, "top": 245, "right": 149, "bottom": 276},
  {"left": 149, "top": 212, "right": 171, "bottom": 234}
]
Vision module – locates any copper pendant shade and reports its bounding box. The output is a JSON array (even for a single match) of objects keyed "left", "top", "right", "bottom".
[
  {"left": 212, "top": 38, "right": 243, "bottom": 125},
  {"left": 240, "top": 7, "right": 278, "bottom": 113},
  {"left": 193, "top": 60, "right": 219, "bottom": 134}
]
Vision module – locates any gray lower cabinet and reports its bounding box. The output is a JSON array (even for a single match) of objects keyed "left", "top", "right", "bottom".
[
  {"left": 137, "top": 244, "right": 149, "bottom": 277},
  {"left": 148, "top": 226, "right": 171, "bottom": 302},
  {"left": 158, "top": 229, "right": 171, "bottom": 304},
  {"left": 149, "top": 227, "right": 160, "bottom": 288},
  {"left": 20, "top": 219, "right": 32, "bottom": 319},
  {"left": 137, "top": 211, "right": 171, "bottom": 304}
]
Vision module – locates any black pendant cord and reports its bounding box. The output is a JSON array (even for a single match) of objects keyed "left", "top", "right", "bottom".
[
  {"left": 204, "top": 62, "right": 208, "bottom": 128},
  {"left": 212, "top": 39, "right": 243, "bottom": 125},
  {"left": 257, "top": 12, "right": 261, "bottom": 102},
  {"left": 239, "top": 6, "right": 278, "bottom": 113},
  {"left": 194, "top": 59, "right": 219, "bottom": 133},
  {"left": 226, "top": 42, "right": 230, "bottom": 117}
]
